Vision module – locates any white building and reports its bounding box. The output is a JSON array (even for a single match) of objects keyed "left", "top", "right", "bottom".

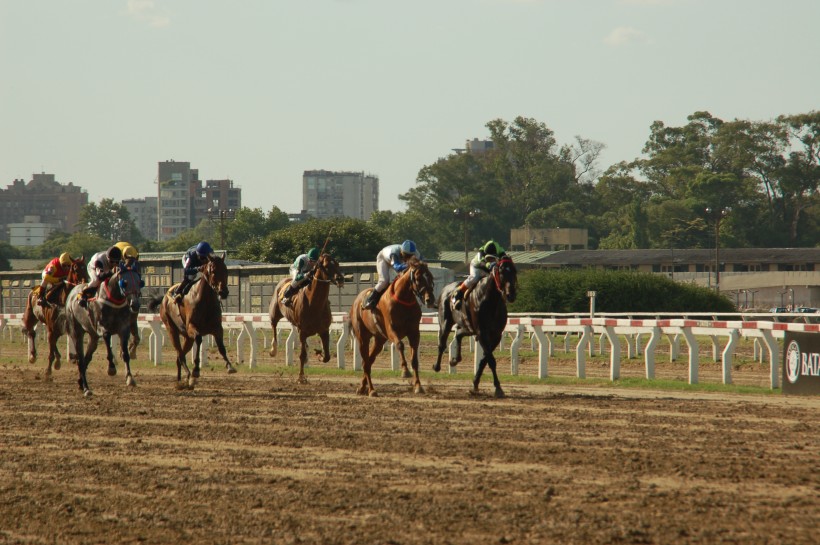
[
  {"left": 8, "top": 216, "right": 56, "bottom": 247},
  {"left": 303, "top": 170, "right": 379, "bottom": 220}
]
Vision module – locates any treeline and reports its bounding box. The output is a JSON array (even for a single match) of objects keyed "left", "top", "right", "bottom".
[{"left": 4, "top": 111, "right": 818, "bottom": 270}]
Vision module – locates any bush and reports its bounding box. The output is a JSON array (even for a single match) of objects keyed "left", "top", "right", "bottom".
[{"left": 509, "top": 269, "right": 735, "bottom": 313}]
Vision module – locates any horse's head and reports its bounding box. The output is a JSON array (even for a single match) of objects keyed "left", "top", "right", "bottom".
[
  {"left": 112, "top": 266, "right": 142, "bottom": 312},
  {"left": 407, "top": 258, "right": 436, "bottom": 309},
  {"left": 68, "top": 256, "right": 89, "bottom": 285},
  {"left": 493, "top": 256, "right": 517, "bottom": 304},
  {"left": 203, "top": 254, "right": 229, "bottom": 299},
  {"left": 314, "top": 253, "right": 345, "bottom": 288}
]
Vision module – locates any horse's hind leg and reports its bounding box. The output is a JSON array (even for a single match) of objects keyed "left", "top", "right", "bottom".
[
  {"left": 395, "top": 340, "right": 412, "bottom": 379},
  {"left": 450, "top": 330, "right": 468, "bottom": 367},
  {"left": 298, "top": 336, "right": 309, "bottom": 384},
  {"left": 316, "top": 330, "right": 331, "bottom": 363},
  {"left": 433, "top": 321, "right": 454, "bottom": 373},
  {"left": 471, "top": 355, "right": 489, "bottom": 395},
  {"left": 485, "top": 352, "right": 504, "bottom": 398},
  {"left": 128, "top": 318, "right": 140, "bottom": 359},
  {"left": 406, "top": 332, "right": 424, "bottom": 394}
]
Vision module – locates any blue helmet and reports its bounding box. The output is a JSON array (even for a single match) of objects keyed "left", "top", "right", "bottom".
[
  {"left": 400, "top": 240, "right": 417, "bottom": 255},
  {"left": 196, "top": 241, "right": 213, "bottom": 256}
]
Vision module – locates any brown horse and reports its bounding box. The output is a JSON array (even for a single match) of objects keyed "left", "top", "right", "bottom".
[
  {"left": 22, "top": 256, "right": 88, "bottom": 375},
  {"left": 149, "top": 254, "right": 235, "bottom": 389},
  {"left": 433, "top": 255, "right": 517, "bottom": 398},
  {"left": 349, "top": 257, "right": 436, "bottom": 396},
  {"left": 269, "top": 253, "right": 345, "bottom": 383}
]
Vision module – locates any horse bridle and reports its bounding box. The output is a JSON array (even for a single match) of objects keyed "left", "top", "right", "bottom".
[
  {"left": 409, "top": 264, "right": 434, "bottom": 302},
  {"left": 311, "top": 255, "right": 344, "bottom": 287},
  {"left": 202, "top": 259, "right": 228, "bottom": 296},
  {"left": 492, "top": 257, "right": 515, "bottom": 293}
]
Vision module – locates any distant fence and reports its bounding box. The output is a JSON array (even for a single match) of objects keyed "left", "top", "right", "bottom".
[{"left": 5, "top": 311, "right": 812, "bottom": 391}]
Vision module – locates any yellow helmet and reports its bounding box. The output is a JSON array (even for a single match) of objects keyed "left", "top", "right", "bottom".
[
  {"left": 59, "top": 252, "right": 72, "bottom": 266},
  {"left": 123, "top": 245, "right": 139, "bottom": 259}
]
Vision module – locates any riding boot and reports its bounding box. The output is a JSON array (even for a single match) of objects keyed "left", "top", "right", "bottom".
[
  {"left": 451, "top": 284, "right": 466, "bottom": 310},
  {"left": 174, "top": 279, "right": 189, "bottom": 301},
  {"left": 281, "top": 285, "right": 296, "bottom": 307},
  {"left": 362, "top": 288, "right": 383, "bottom": 310},
  {"left": 78, "top": 286, "right": 96, "bottom": 308}
]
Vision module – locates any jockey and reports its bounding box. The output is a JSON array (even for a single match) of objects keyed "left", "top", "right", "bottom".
[
  {"left": 37, "top": 252, "right": 75, "bottom": 306},
  {"left": 79, "top": 245, "right": 124, "bottom": 308},
  {"left": 451, "top": 239, "right": 505, "bottom": 310},
  {"left": 173, "top": 241, "right": 214, "bottom": 300},
  {"left": 362, "top": 240, "right": 420, "bottom": 310},
  {"left": 115, "top": 241, "right": 140, "bottom": 271},
  {"left": 281, "top": 247, "right": 320, "bottom": 307}
]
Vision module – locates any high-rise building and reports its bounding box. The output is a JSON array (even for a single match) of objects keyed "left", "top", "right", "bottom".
[
  {"left": 0, "top": 173, "right": 88, "bottom": 242},
  {"left": 157, "top": 161, "right": 242, "bottom": 242},
  {"left": 122, "top": 197, "right": 158, "bottom": 241},
  {"left": 302, "top": 170, "right": 378, "bottom": 220},
  {"left": 157, "top": 160, "right": 199, "bottom": 241}
]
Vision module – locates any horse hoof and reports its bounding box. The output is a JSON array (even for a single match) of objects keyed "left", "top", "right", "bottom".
[
  {"left": 107, "top": 366, "right": 117, "bottom": 377},
  {"left": 192, "top": 369, "right": 201, "bottom": 379},
  {"left": 83, "top": 389, "right": 93, "bottom": 398},
  {"left": 126, "top": 376, "right": 136, "bottom": 388},
  {"left": 297, "top": 375, "right": 308, "bottom": 385},
  {"left": 414, "top": 384, "right": 425, "bottom": 395},
  {"left": 494, "top": 389, "right": 506, "bottom": 399},
  {"left": 269, "top": 348, "right": 277, "bottom": 358},
  {"left": 129, "top": 350, "right": 137, "bottom": 359},
  {"left": 356, "top": 386, "right": 367, "bottom": 396},
  {"left": 401, "top": 369, "right": 412, "bottom": 379},
  {"left": 28, "top": 355, "right": 36, "bottom": 364},
  {"left": 449, "top": 360, "right": 460, "bottom": 367},
  {"left": 368, "top": 390, "right": 379, "bottom": 398},
  {"left": 53, "top": 360, "right": 61, "bottom": 371},
  {"left": 226, "top": 366, "right": 237, "bottom": 375},
  {"left": 432, "top": 364, "right": 440, "bottom": 373},
  {"left": 175, "top": 382, "right": 188, "bottom": 391}
]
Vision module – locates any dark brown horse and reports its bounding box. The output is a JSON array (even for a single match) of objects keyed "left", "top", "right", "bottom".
[
  {"left": 269, "top": 253, "right": 345, "bottom": 383},
  {"left": 433, "top": 256, "right": 517, "bottom": 398},
  {"left": 349, "top": 257, "right": 436, "bottom": 396},
  {"left": 65, "top": 266, "right": 143, "bottom": 396},
  {"left": 149, "top": 254, "right": 235, "bottom": 389},
  {"left": 22, "top": 256, "right": 88, "bottom": 375}
]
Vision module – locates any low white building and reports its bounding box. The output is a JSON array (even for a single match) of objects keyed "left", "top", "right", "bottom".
[{"left": 8, "top": 216, "right": 57, "bottom": 247}]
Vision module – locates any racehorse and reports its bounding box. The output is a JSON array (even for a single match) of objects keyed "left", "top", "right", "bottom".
[
  {"left": 65, "top": 265, "right": 143, "bottom": 396},
  {"left": 149, "top": 253, "right": 235, "bottom": 390},
  {"left": 349, "top": 257, "right": 436, "bottom": 396},
  {"left": 269, "top": 252, "right": 345, "bottom": 383},
  {"left": 433, "top": 255, "right": 517, "bottom": 398},
  {"left": 22, "top": 256, "right": 88, "bottom": 375}
]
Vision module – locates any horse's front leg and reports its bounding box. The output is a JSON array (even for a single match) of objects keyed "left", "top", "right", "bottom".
[
  {"left": 26, "top": 326, "right": 37, "bottom": 364},
  {"left": 472, "top": 355, "right": 489, "bottom": 395},
  {"left": 73, "top": 331, "right": 92, "bottom": 397},
  {"left": 356, "top": 335, "right": 374, "bottom": 396},
  {"left": 178, "top": 336, "right": 195, "bottom": 389},
  {"left": 406, "top": 332, "right": 424, "bottom": 394},
  {"left": 450, "top": 329, "right": 467, "bottom": 367},
  {"left": 316, "top": 330, "right": 331, "bottom": 363},
  {"left": 127, "top": 318, "right": 140, "bottom": 360},
  {"left": 212, "top": 330, "right": 236, "bottom": 374},
  {"left": 482, "top": 351, "right": 504, "bottom": 398},
  {"left": 103, "top": 332, "right": 117, "bottom": 376},
  {"left": 120, "top": 332, "right": 136, "bottom": 387},
  {"left": 46, "top": 327, "right": 60, "bottom": 375},
  {"left": 192, "top": 334, "right": 203, "bottom": 378},
  {"left": 297, "top": 334, "right": 309, "bottom": 384},
  {"left": 395, "top": 339, "right": 413, "bottom": 379}
]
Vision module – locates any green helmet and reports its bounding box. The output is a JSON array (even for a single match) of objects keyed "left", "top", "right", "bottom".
[
  {"left": 307, "top": 247, "right": 320, "bottom": 261},
  {"left": 482, "top": 240, "right": 499, "bottom": 257}
]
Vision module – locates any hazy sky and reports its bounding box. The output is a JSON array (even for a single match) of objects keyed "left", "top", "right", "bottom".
[{"left": 1, "top": 0, "right": 817, "bottom": 214}]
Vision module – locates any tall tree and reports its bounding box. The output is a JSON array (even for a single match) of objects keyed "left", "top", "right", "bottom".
[{"left": 77, "top": 199, "right": 141, "bottom": 242}]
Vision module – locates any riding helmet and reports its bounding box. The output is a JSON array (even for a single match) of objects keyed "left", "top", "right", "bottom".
[
  {"left": 307, "top": 247, "right": 320, "bottom": 261},
  {"left": 196, "top": 241, "right": 213, "bottom": 256},
  {"left": 59, "top": 252, "right": 73, "bottom": 266},
  {"left": 400, "top": 240, "right": 417, "bottom": 255},
  {"left": 106, "top": 246, "right": 123, "bottom": 262}
]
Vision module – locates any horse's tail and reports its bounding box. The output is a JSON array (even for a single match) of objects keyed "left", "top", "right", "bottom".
[{"left": 148, "top": 295, "right": 164, "bottom": 312}]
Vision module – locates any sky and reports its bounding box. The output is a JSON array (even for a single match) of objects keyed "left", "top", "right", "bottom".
[{"left": 1, "top": 0, "right": 818, "bottom": 215}]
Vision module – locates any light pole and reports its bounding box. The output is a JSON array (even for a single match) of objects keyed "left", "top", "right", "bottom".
[
  {"left": 453, "top": 208, "right": 480, "bottom": 263},
  {"left": 208, "top": 208, "right": 236, "bottom": 250},
  {"left": 705, "top": 206, "right": 731, "bottom": 292}
]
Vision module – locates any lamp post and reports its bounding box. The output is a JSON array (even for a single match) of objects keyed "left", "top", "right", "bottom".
[
  {"left": 705, "top": 206, "right": 731, "bottom": 292},
  {"left": 453, "top": 208, "right": 480, "bottom": 263},
  {"left": 207, "top": 208, "right": 236, "bottom": 250}
]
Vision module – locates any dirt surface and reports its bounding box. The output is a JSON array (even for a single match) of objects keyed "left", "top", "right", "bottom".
[{"left": 1, "top": 335, "right": 818, "bottom": 545}]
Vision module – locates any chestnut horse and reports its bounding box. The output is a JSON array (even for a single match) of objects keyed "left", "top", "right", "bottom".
[
  {"left": 269, "top": 253, "right": 345, "bottom": 383},
  {"left": 349, "top": 257, "right": 436, "bottom": 396},
  {"left": 65, "top": 266, "right": 143, "bottom": 396},
  {"left": 149, "top": 254, "right": 235, "bottom": 390},
  {"left": 22, "top": 256, "right": 88, "bottom": 375},
  {"left": 433, "top": 255, "right": 517, "bottom": 398}
]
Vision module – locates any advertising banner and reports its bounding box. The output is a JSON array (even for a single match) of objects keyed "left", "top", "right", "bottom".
[{"left": 782, "top": 331, "right": 820, "bottom": 395}]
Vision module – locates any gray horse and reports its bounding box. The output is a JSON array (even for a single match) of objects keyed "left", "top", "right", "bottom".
[{"left": 65, "top": 266, "right": 142, "bottom": 397}]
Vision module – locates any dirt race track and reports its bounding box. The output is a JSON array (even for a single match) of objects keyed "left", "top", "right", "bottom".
[{"left": 1, "top": 336, "right": 819, "bottom": 545}]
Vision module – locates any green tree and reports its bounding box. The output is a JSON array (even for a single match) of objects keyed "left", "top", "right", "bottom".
[{"left": 77, "top": 199, "right": 142, "bottom": 242}]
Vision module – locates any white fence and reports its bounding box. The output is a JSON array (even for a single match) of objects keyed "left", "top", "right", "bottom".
[{"left": 5, "top": 312, "right": 817, "bottom": 390}]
